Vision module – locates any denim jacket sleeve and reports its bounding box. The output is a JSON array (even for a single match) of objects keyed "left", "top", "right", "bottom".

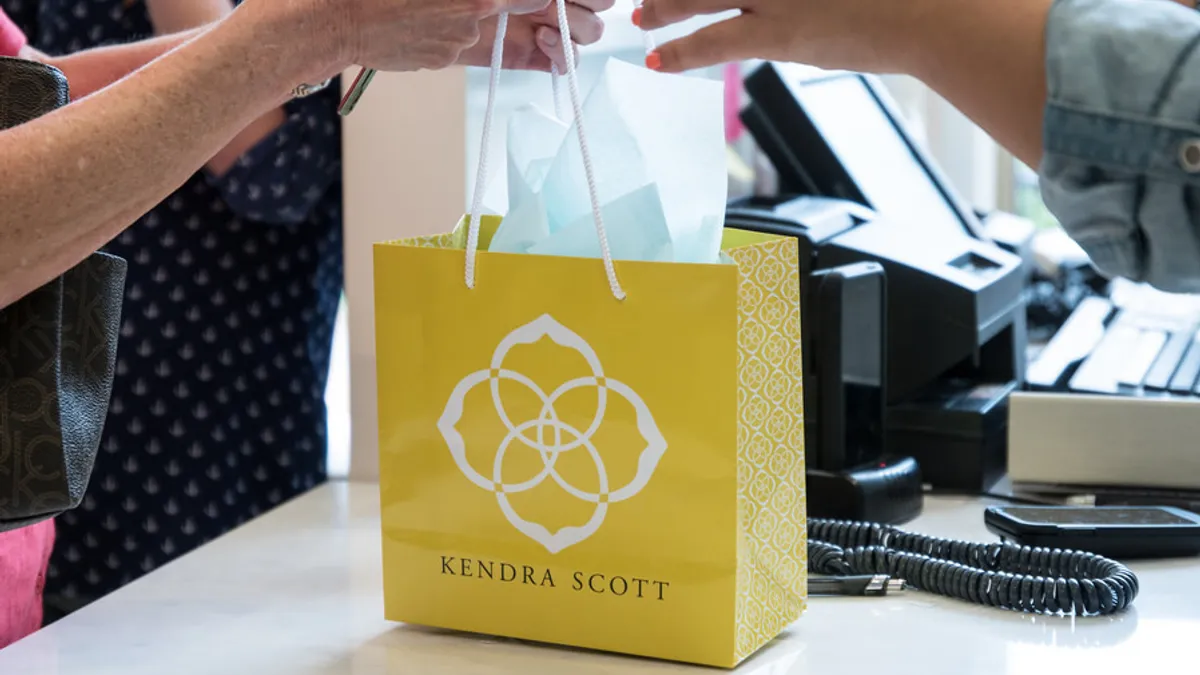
[{"left": 1040, "top": 0, "right": 1200, "bottom": 292}]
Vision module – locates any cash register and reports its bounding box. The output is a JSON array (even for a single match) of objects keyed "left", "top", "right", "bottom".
[{"left": 728, "top": 63, "right": 1030, "bottom": 518}]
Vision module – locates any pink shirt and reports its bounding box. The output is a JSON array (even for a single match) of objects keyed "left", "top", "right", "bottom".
[
  {"left": 0, "top": 521, "right": 54, "bottom": 648},
  {"left": 0, "top": 8, "right": 56, "bottom": 649},
  {"left": 0, "top": 8, "right": 27, "bottom": 58}
]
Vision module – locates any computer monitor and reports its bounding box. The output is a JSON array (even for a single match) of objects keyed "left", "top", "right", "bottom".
[{"left": 741, "top": 62, "right": 986, "bottom": 241}]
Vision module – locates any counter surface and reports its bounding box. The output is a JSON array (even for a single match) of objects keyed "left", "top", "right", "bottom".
[{"left": 0, "top": 481, "right": 1191, "bottom": 674}]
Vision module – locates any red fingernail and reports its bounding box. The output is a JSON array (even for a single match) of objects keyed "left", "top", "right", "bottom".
[
  {"left": 632, "top": 7, "right": 642, "bottom": 27},
  {"left": 645, "top": 51, "right": 662, "bottom": 71}
]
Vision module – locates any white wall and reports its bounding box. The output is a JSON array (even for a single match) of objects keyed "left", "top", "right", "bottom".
[
  {"left": 340, "top": 68, "right": 468, "bottom": 480},
  {"left": 880, "top": 75, "right": 999, "bottom": 213}
]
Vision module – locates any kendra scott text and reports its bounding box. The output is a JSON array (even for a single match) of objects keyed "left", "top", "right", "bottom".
[{"left": 440, "top": 555, "right": 670, "bottom": 601}]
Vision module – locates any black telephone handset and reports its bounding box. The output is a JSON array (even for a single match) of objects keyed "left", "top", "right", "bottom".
[{"left": 985, "top": 505, "right": 1200, "bottom": 559}]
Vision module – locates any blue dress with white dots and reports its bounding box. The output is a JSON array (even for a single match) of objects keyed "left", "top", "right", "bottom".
[{"left": 1, "top": 0, "right": 343, "bottom": 611}]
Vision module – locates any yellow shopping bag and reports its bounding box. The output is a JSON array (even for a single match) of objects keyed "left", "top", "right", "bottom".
[
  {"left": 374, "top": 217, "right": 806, "bottom": 667},
  {"left": 373, "top": 8, "right": 805, "bottom": 668}
]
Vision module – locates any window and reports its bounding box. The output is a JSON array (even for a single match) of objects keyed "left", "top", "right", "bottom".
[
  {"left": 1012, "top": 160, "right": 1062, "bottom": 231},
  {"left": 325, "top": 295, "right": 350, "bottom": 478}
]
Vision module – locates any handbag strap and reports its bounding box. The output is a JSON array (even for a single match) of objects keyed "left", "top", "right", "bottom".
[{"left": 463, "top": 2, "right": 627, "bottom": 301}]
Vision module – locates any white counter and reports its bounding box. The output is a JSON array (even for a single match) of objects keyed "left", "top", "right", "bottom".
[{"left": 2, "top": 481, "right": 1196, "bottom": 674}]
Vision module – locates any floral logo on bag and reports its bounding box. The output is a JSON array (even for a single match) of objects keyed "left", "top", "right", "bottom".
[{"left": 437, "top": 315, "right": 667, "bottom": 554}]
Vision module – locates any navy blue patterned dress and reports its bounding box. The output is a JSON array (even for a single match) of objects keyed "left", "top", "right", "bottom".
[{"left": 1, "top": 0, "right": 343, "bottom": 614}]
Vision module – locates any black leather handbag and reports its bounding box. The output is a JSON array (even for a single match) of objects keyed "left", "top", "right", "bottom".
[{"left": 0, "top": 55, "right": 126, "bottom": 532}]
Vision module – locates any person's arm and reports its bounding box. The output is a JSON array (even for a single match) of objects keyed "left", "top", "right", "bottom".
[
  {"left": 149, "top": 0, "right": 336, "bottom": 217},
  {"left": 19, "top": 29, "right": 205, "bottom": 100},
  {"left": 142, "top": 0, "right": 286, "bottom": 176},
  {"left": 18, "top": 2, "right": 290, "bottom": 177},
  {"left": 145, "top": 0, "right": 338, "bottom": 223},
  {"left": 867, "top": 0, "right": 1200, "bottom": 290},
  {"left": 637, "top": 0, "right": 1053, "bottom": 166},
  {"left": 638, "top": 0, "right": 1200, "bottom": 290},
  {"left": 0, "top": 2, "right": 334, "bottom": 310},
  {"left": 890, "top": 0, "right": 1194, "bottom": 167},
  {"left": 143, "top": 0, "right": 234, "bottom": 35},
  {"left": 896, "top": 2, "right": 1051, "bottom": 169},
  {"left": 0, "top": 0, "right": 578, "bottom": 309}
]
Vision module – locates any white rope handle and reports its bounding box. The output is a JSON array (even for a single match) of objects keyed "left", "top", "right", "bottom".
[
  {"left": 550, "top": 64, "right": 563, "bottom": 120},
  {"left": 463, "top": 3, "right": 626, "bottom": 301},
  {"left": 463, "top": 13, "right": 508, "bottom": 292}
]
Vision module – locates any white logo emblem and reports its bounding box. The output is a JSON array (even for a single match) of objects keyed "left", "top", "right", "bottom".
[{"left": 438, "top": 315, "right": 667, "bottom": 554}]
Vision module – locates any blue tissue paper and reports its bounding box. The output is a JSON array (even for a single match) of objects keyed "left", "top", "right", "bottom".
[{"left": 487, "top": 57, "right": 727, "bottom": 265}]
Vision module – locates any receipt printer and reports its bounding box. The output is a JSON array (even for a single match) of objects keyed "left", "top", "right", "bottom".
[{"left": 729, "top": 62, "right": 1028, "bottom": 493}]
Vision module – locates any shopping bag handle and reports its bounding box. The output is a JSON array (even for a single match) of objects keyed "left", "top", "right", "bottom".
[{"left": 463, "top": 1, "right": 627, "bottom": 301}]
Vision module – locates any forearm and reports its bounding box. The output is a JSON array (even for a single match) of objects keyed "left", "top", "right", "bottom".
[
  {"left": 0, "top": 5, "right": 331, "bottom": 309},
  {"left": 21, "top": 25, "right": 274, "bottom": 175},
  {"left": 899, "top": 0, "right": 1197, "bottom": 169},
  {"left": 36, "top": 28, "right": 205, "bottom": 100},
  {"left": 142, "top": 0, "right": 286, "bottom": 176},
  {"left": 898, "top": 0, "right": 1053, "bottom": 168},
  {"left": 144, "top": 0, "right": 234, "bottom": 35}
]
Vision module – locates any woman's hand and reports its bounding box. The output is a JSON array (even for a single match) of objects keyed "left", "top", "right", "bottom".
[
  {"left": 634, "top": 0, "right": 930, "bottom": 74},
  {"left": 459, "top": 0, "right": 616, "bottom": 72}
]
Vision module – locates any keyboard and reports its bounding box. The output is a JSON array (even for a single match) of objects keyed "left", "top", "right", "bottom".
[
  {"left": 1026, "top": 280, "right": 1200, "bottom": 396},
  {"left": 1012, "top": 280, "right": 1200, "bottom": 490}
]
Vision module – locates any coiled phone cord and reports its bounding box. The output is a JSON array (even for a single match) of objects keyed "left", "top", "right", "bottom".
[{"left": 807, "top": 519, "right": 1139, "bottom": 616}]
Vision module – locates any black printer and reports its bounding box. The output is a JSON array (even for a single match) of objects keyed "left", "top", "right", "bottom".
[{"left": 728, "top": 63, "right": 1029, "bottom": 505}]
